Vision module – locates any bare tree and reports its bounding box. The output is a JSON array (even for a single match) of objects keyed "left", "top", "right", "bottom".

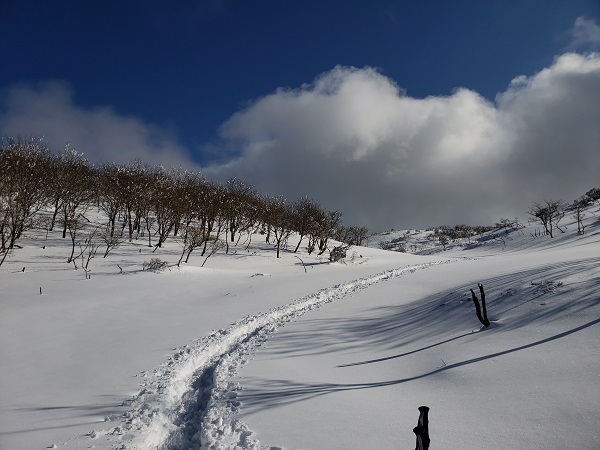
[
  {"left": 303, "top": 205, "right": 342, "bottom": 255},
  {"left": 317, "top": 210, "right": 343, "bottom": 255},
  {"left": 223, "top": 177, "right": 259, "bottom": 245},
  {"left": 335, "top": 225, "right": 369, "bottom": 247},
  {"left": 97, "top": 163, "right": 123, "bottom": 238},
  {"left": 46, "top": 151, "right": 66, "bottom": 231},
  {"left": 264, "top": 195, "right": 294, "bottom": 258},
  {"left": 291, "top": 196, "right": 321, "bottom": 253},
  {"left": 201, "top": 236, "right": 225, "bottom": 267},
  {"left": 113, "top": 161, "right": 150, "bottom": 241},
  {"left": 177, "top": 225, "right": 206, "bottom": 266},
  {"left": 347, "top": 226, "right": 369, "bottom": 246},
  {"left": 65, "top": 217, "right": 100, "bottom": 267},
  {"left": 150, "top": 168, "right": 179, "bottom": 251},
  {"left": 2, "top": 136, "right": 372, "bottom": 268},
  {"left": 583, "top": 187, "right": 600, "bottom": 203},
  {"left": 55, "top": 146, "right": 96, "bottom": 240},
  {"left": 0, "top": 137, "right": 51, "bottom": 265},
  {"left": 173, "top": 170, "right": 204, "bottom": 240},
  {"left": 80, "top": 228, "right": 101, "bottom": 270},
  {"left": 573, "top": 204, "right": 586, "bottom": 235},
  {"left": 438, "top": 234, "right": 449, "bottom": 250},
  {"left": 196, "top": 181, "right": 227, "bottom": 257},
  {"left": 528, "top": 200, "right": 566, "bottom": 238},
  {"left": 101, "top": 228, "right": 123, "bottom": 258}
]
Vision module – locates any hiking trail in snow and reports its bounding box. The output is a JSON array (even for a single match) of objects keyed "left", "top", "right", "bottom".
[{"left": 103, "top": 260, "right": 452, "bottom": 450}]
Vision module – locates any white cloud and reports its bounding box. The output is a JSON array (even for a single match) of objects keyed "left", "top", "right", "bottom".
[
  {"left": 0, "top": 81, "right": 195, "bottom": 168},
  {"left": 205, "top": 54, "right": 600, "bottom": 231},
  {"left": 2, "top": 53, "right": 598, "bottom": 232},
  {"left": 569, "top": 16, "right": 600, "bottom": 51}
]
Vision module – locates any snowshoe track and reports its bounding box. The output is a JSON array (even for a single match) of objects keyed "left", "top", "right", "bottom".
[{"left": 109, "top": 261, "right": 451, "bottom": 449}]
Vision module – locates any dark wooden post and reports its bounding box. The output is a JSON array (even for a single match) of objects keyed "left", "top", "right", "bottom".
[{"left": 413, "top": 405, "right": 430, "bottom": 450}]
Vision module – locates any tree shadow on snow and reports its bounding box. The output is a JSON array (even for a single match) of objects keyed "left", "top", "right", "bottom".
[
  {"left": 239, "top": 317, "right": 600, "bottom": 413},
  {"left": 336, "top": 330, "right": 479, "bottom": 367},
  {"left": 1, "top": 402, "right": 123, "bottom": 435},
  {"left": 260, "top": 257, "right": 600, "bottom": 362}
]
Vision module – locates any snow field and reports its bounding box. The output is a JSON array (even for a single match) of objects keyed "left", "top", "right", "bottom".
[
  {"left": 121, "top": 261, "right": 452, "bottom": 449},
  {"left": 0, "top": 221, "right": 441, "bottom": 449},
  {"left": 1, "top": 202, "right": 598, "bottom": 449},
  {"left": 234, "top": 247, "right": 600, "bottom": 449}
]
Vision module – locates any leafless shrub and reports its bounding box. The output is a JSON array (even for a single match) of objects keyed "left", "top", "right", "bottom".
[
  {"left": 378, "top": 240, "right": 395, "bottom": 251},
  {"left": 143, "top": 257, "right": 168, "bottom": 272},
  {"left": 329, "top": 244, "right": 350, "bottom": 262}
]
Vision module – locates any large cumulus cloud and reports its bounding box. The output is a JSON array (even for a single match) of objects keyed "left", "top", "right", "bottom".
[
  {"left": 204, "top": 53, "right": 600, "bottom": 230},
  {"left": 1, "top": 53, "right": 598, "bottom": 232}
]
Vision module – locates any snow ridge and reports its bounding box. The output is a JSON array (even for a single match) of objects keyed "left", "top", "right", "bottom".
[{"left": 112, "top": 260, "right": 452, "bottom": 450}]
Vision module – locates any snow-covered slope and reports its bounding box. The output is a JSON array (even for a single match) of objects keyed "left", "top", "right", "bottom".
[
  {"left": 368, "top": 202, "right": 599, "bottom": 257},
  {"left": 1, "top": 203, "right": 598, "bottom": 449}
]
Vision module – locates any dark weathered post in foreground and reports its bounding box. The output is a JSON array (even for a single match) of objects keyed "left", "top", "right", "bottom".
[
  {"left": 470, "top": 283, "right": 490, "bottom": 327},
  {"left": 413, "top": 405, "right": 430, "bottom": 450}
]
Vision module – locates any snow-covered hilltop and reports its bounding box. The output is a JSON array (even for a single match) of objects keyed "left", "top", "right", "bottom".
[
  {"left": 1, "top": 199, "right": 599, "bottom": 449},
  {"left": 369, "top": 191, "right": 600, "bottom": 256}
]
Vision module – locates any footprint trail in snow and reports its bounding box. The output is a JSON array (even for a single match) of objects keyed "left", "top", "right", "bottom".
[{"left": 105, "top": 260, "right": 451, "bottom": 450}]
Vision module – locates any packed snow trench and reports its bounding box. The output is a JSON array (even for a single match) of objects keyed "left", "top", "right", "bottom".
[
  {"left": 0, "top": 225, "right": 449, "bottom": 450},
  {"left": 115, "top": 261, "right": 452, "bottom": 450},
  {"left": 1, "top": 207, "right": 599, "bottom": 450}
]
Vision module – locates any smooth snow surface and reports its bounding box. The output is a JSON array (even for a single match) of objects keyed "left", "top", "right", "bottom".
[{"left": 1, "top": 205, "right": 599, "bottom": 449}]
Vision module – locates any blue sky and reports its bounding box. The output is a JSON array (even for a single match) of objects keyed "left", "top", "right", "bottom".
[
  {"left": 2, "top": 0, "right": 598, "bottom": 154},
  {"left": 1, "top": 1, "right": 600, "bottom": 230}
]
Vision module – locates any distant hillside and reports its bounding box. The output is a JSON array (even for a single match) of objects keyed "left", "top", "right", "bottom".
[{"left": 367, "top": 199, "right": 599, "bottom": 256}]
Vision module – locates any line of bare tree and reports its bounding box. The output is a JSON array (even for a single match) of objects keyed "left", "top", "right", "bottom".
[
  {"left": 528, "top": 187, "right": 600, "bottom": 239},
  {"left": 0, "top": 137, "right": 367, "bottom": 266}
]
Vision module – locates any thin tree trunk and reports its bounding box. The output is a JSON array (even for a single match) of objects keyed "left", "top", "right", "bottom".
[
  {"left": 294, "top": 234, "right": 304, "bottom": 253},
  {"left": 50, "top": 197, "right": 61, "bottom": 231}
]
